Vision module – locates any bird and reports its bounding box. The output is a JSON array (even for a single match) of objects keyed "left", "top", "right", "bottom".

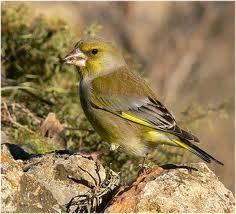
[{"left": 63, "top": 37, "right": 223, "bottom": 166}]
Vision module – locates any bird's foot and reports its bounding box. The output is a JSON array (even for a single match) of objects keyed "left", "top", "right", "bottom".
[{"left": 138, "top": 163, "right": 150, "bottom": 176}]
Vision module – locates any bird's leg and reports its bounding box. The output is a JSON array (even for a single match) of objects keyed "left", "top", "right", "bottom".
[
  {"left": 138, "top": 154, "right": 149, "bottom": 175},
  {"left": 141, "top": 156, "right": 147, "bottom": 169}
]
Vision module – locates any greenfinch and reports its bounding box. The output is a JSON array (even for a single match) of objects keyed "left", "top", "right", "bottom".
[{"left": 63, "top": 37, "right": 223, "bottom": 165}]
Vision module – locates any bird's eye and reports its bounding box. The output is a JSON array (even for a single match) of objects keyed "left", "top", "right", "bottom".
[{"left": 91, "top": 49, "right": 98, "bottom": 55}]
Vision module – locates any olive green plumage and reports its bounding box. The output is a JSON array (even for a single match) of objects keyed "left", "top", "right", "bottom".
[{"left": 64, "top": 37, "right": 223, "bottom": 165}]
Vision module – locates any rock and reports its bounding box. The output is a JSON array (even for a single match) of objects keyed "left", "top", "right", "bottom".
[
  {"left": 106, "top": 163, "right": 235, "bottom": 213},
  {"left": 1, "top": 144, "right": 25, "bottom": 213},
  {"left": 1, "top": 136, "right": 234, "bottom": 213},
  {"left": 1, "top": 143, "right": 120, "bottom": 213}
]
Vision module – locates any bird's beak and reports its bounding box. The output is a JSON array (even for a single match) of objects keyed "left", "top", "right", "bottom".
[{"left": 63, "top": 48, "right": 87, "bottom": 68}]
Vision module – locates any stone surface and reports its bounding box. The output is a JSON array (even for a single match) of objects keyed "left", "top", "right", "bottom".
[
  {"left": 1, "top": 143, "right": 120, "bottom": 213},
  {"left": 106, "top": 164, "right": 235, "bottom": 213},
  {"left": 1, "top": 133, "right": 234, "bottom": 213}
]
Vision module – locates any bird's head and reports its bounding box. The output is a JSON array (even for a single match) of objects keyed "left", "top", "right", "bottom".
[{"left": 63, "top": 37, "right": 126, "bottom": 77}]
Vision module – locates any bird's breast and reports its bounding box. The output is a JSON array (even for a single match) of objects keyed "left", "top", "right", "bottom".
[
  {"left": 78, "top": 78, "right": 148, "bottom": 157},
  {"left": 79, "top": 78, "right": 93, "bottom": 117}
]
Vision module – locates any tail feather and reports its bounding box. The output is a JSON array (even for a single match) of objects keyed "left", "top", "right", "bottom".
[
  {"left": 173, "top": 138, "right": 224, "bottom": 165},
  {"left": 179, "top": 128, "right": 200, "bottom": 143}
]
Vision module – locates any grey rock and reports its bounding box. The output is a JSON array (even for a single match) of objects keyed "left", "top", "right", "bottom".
[
  {"left": 1, "top": 143, "right": 120, "bottom": 213},
  {"left": 1, "top": 144, "right": 25, "bottom": 213},
  {"left": 1, "top": 136, "right": 234, "bottom": 213},
  {"left": 106, "top": 163, "right": 235, "bottom": 213}
]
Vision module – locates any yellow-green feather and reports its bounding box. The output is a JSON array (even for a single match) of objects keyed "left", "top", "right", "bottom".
[
  {"left": 172, "top": 139, "right": 193, "bottom": 152},
  {"left": 121, "top": 112, "right": 156, "bottom": 129}
]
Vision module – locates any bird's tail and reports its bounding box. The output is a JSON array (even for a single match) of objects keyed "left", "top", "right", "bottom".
[{"left": 172, "top": 138, "right": 224, "bottom": 165}]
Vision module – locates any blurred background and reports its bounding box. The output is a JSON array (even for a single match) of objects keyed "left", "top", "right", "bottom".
[{"left": 1, "top": 2, "right": 234, "bottom": 193}]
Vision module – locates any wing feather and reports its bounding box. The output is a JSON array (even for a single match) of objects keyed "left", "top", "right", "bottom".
[{"left": 89, "top": 67, "right": 199, "bottom": 142}]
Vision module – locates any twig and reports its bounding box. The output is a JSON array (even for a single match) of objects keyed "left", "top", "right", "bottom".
[
  {"left": 2, "top": 100, "right": 35, "bottom": 134},
  {"left": 21, "top": 88, "right": 54, "bottom": 105}
]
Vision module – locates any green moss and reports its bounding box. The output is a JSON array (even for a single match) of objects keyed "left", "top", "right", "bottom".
[{"left": 20, "top": 132, "right": 60, "bottom": 154}]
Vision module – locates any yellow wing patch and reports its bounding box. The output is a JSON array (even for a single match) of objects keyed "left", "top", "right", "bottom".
[
  {"left": 146, "top": 131, "right": 173, "bottom": 144},
  {"left": 121, "top": 112, "right": 156, "bottom": 129},
  {"left": 172, "top": 139, "right": 191, "bottom": 152}
]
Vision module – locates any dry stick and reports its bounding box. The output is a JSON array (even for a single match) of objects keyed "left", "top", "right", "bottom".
[
  {"left": 21, "top": 88, "right": 54, "bottom": 105},
  {"left": 2, "top": 97, "right": 42, "bottom": 124},
  {"left": 11, "top": 100, "right": 42, "bottom": 125},
  {"left": 1, "top": 74, "right": 54, "bottom": 105},
  {"left": 2, "top": 101, "right": 35, "bottom": 134}
]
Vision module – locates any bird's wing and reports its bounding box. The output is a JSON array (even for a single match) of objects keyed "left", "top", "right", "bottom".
[{"left": 89, "top": 66, "right": 199, "bottom": 142}]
